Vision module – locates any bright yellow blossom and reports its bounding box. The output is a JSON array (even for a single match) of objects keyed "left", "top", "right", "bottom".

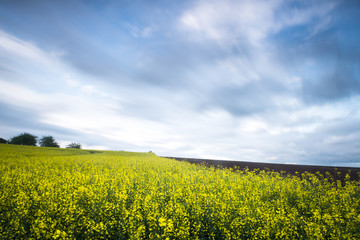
[{"left": 0, "top": 144, "right": 359, "bottom": 239}]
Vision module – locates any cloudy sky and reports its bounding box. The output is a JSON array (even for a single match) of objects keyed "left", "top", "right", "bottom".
[{"left": 0, "top": 0, "right": 359, "bottom": 166}]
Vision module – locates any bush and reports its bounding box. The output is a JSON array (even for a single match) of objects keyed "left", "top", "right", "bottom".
[
  {"left": 9, "top": 133, "right": 37, "bottom": 146},
  {"left": 39, "top": 136, "right": 60, "bottom": 148},
  {"left": 66, "top": 142, "right": 81, "bottom": 149}
]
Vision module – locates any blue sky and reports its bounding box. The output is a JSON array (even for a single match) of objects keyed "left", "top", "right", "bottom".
[{"left": 0, "top": 0, "right": 359, "bottom": 166}]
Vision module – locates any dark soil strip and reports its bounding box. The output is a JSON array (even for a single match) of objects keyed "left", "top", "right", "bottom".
[{"left": 163, "top": 157, "right": 360, "bottom": 182}]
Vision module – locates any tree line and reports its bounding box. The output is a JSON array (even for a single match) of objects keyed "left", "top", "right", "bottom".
[{"left": 0, "top": 133, "right": 81, "bottom": 149}]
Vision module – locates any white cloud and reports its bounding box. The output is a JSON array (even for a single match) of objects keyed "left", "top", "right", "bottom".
[
  {"left": 178, "top": 0, "right": 280, "bottom": 45},
  {"left": 0, "top": 30, "right": 50, "bottom": 64},
  {"left": 178, "top": 0, "right": 336, "bottom": 47},
  {"left": 0, "top": 80, "right": 44, "bottom": 107}
]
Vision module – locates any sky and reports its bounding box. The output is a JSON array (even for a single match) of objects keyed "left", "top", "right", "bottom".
[{"left": 0, "top": 0, "right": 359, "bottom": 167}]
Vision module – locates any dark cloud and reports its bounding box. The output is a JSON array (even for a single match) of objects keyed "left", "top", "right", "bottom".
[
  {"left": 135, "top": 42, "right": 225, "bottom": 87},
  {"left": 302, "top": 64, "right": 360, "bottom": 103},
  {"left": 271, "top": 2, "right": 360, "bottom": 105},
  {"left": 299, "top": 37, "right": 360, "bottom": 103},
  {"left": 207, "top": 80, "right": 286, "bottom": 116}
]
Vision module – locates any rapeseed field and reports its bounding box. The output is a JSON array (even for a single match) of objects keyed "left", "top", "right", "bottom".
[{"left": 0, "top": 144, "right": 359, "bottom": 239}]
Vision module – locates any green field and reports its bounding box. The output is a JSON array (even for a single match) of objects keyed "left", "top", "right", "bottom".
[{"left": 0, "top": 144, "right": 359, "bottom": 239}]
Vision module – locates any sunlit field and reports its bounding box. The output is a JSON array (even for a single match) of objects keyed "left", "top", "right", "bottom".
[{"left": 0, "top": 144, "right": 359, "bottom": 239}]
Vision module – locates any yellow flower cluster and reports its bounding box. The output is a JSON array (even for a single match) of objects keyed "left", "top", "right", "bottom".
[{"left": 0, "top": 144, "right": 359, "bottom": 239}]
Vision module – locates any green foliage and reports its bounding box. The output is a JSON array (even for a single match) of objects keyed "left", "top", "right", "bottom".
[
  {"left": 9, "top": 132, "right": 37, "bottom": 146},
  {"left": 39, "top": 136, "right": 60, "bottom": 148},
  {"left": 66, "top": 142, "right": 81, "bottom": 149},
  {"left": 0, "top": 138, "right": 8, "bottom": 144},
  {"left": 0, "top": 144, "right": 359, "bottom": 239}
]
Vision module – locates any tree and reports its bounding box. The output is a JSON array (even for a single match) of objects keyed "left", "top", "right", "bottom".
[
  {"left": 9, "top": 133, "right": 37, "bottom": 146},
  {"left": 39, "top": 136, "right": 60, "bottom": 148},
  {"left": 0, "top": 138, "right": 8, "bottom": 144},
  {"left": 66, "top": 142, "right": 81, "bottom": 149}
]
